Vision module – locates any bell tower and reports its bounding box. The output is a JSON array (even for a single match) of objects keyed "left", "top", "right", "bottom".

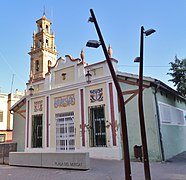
[{"left": 28, "top": 15, "right": 58, "bottom": 82}]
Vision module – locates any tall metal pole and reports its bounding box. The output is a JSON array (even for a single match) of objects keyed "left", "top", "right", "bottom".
[
  {"left": 139, "top": 26, "right": 151, "bottom": 180},
  {"left": 89, "top": 9, "right": 132, "bottom": 180}
]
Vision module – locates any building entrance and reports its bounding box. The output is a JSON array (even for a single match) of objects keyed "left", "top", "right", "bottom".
[
  {"left": 89, "top": 105, "right": 106, "bottom": 147},
  {"left": 32, "top": 114, "right": 43, "bottom": 148},
  {"left": 56, "top": 112, "right": 75, "bottom": 151}
]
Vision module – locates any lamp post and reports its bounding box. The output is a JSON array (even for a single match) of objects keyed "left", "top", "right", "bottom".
[
  {"left": 85, "top": 70, "right": 92, "bottom": 84},
  {"left": 134, "top": 26, "right": 156, "bottom": 180},
  {"left": 86, "top": 9, "right": 132, "bottom": 180},
  {"left": 28, "top": 86, "right": 34, "bottom": 96}
]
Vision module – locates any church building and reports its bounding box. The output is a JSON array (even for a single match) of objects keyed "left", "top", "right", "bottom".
[{"left": 25, "top": 15, "right": 120, "bottom": 159}]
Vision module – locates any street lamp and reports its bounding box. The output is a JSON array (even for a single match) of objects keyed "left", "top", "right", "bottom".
[
  {"left": 86, "top": 9, "right": 132, "bottom": 180},
  {"left": 134, "top": 26, "right": 156, "bottom": 180},
  {"left": 85, "top": 70, "right": 92, "bottom": 84},
  {"left": 28, "top": 86, "right": 34, "bottom": 96},
  {"left": 86, "top": 40, "right": 101, "bottom": 48}
]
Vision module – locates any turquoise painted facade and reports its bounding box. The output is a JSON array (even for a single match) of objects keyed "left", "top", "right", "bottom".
[
  {"left": 118, "top": 72, "right": 186, "bottom": 161},
  {"left": 157, "top": 92, "right": 186, "bottom": 160}
]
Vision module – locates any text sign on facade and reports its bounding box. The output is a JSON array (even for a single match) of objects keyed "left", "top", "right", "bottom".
[
  {"left": 90, "top": 88, "right": 103, "bottom": 103},
  {"left": 54, "top": 94, "right": 75, "bottom": 108},
  {"left": 34, "top": 100, "right": 43, "bottom": 112}
]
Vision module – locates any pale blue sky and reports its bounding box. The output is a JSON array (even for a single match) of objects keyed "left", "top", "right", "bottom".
[{"left": 0, "top": 0, "right": 185, "bottom": 93}]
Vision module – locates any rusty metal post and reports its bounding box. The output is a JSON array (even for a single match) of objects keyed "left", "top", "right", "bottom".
[
  {"left": 89, "top": 9, "right": 132, "bottom": 180},
  {"left": 138, "top": 26, "right": 151, "bottom": 180}
]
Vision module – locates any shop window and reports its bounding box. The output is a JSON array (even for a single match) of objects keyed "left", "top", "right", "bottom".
[
  {"left": 89, "top": 105, "right": 106, "bottom": 147},
  {"left": 32, "top": 114, "right": 43, "bottom": 148},
  {"left": 0, "top": 111, "right": 3, "bottom": 122}
]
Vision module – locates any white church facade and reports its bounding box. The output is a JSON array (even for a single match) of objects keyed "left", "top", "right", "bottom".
[{"left": 24, "top": 15, "right": 121, "bottom": 159}]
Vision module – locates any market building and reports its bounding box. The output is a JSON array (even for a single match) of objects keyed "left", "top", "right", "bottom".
[
  {"left": 11, "top": 15, "right": 186, "bottom": 162},
  {"left": 24, "top": 14, "right": 120, "bottom": 159}
]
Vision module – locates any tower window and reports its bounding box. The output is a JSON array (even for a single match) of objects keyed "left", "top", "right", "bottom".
[
  {"left": 48, "top": 60, "right": 52, "bottom": 72},
  {"left": 46, "top": 25, "right": 49, "bottom": 32},
  {"left": 46, "top": 39, "right": 48, "bottom": 47},
  {"left": 39, "top": 25, "right": 42, "bottom": 32},
  {"left": 39, "top": 40, "right": 42, "bottom": 47},
  {"left": 36, "top": 60, "right": 40, "bottom": 71}
]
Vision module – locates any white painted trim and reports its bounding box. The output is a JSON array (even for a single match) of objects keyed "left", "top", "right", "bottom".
[
  {"left": 30, "top": 75, "right": 112, "bottom": 98},
  {"left": 106, "top": 82, "right": 113, "bottom": 146}
]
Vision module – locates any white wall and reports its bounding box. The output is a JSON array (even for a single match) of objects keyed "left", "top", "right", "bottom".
[{"left": 0, "top": 94, "right": 8, "bottom": 130}]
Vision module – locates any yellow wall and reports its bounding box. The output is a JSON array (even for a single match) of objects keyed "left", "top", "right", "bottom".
[
  {"left": 55, "top": 66, "right": 74, "bottom": 86},
  {"left": 91, "top": 67, "right": 103, "bottom": 78},
  {"left": 50, "top": 89, "right": 80, "bottom": 149},
  {"left": 31, "top": 97, "right": 46, "bottom": 147},
  {"left": 33, "top": 83, "right": 44, "bottom": 93},
  {"left": 85, "top": 82, "right": 111, "bottom": 147}
]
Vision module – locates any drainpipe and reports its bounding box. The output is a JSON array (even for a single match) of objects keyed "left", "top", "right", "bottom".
[{"left": 153, "top": 81, "right": 165, "bottom": 161}]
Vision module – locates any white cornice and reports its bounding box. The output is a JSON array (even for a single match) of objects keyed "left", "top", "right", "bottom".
[{"left": 30, "top": 75, "right": 113, "bottom": 98}]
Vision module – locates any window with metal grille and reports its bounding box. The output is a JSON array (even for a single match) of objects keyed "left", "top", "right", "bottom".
[
  {"left": 56, "top": 112, "right": 75, "bottom": 151},
  {"left": 89, "top": 105, "right": 106, "bottom": 147},
  {"left": 32, "top": 114, "right": 43, "bottom": 148}
]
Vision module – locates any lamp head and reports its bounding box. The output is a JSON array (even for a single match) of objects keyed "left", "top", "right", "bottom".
[
  {"left": 88, "top": 17, "right": 94, "bottom": 23},
  {"left": 144, "top": 29, "right": 156, "bottom": 36},
  {"left": 134, "top": 57, "right": 141, "bottom": 63},
  {"left": 86, "top": 40, "right": 101, "bottom": 48}
]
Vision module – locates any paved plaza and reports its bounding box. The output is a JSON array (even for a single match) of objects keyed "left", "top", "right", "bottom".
[{"left": 0, "top": 152, "right": 186, "bottom": 180}]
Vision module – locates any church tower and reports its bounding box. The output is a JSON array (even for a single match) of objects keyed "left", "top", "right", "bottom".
[{"left": 28, "top": 15, "right": 58, "bottom": 82}]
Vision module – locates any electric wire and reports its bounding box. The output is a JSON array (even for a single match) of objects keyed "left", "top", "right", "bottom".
[{"left": 0, "top": 51, "right": 26, "bottom": 85}]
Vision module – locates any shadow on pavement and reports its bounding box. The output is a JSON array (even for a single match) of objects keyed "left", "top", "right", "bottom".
[{"left": 166, "top": 151, "right": 186, "bottom": 163}]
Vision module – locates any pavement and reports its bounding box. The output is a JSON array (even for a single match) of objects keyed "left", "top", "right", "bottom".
[{"left": 0, "top": 152, "right": 186, "bottom": 180}]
